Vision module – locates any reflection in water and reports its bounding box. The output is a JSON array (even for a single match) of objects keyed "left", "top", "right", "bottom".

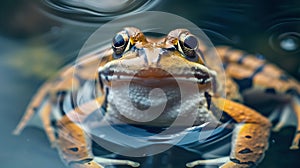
[
  {"left": 89, "top": 123, "right": 233, "bottom": 168},
  {"left": 268, "top": 24, "right": 300, "bottom": 54},
  {"left": 41, "top": 0, "right": 162, "bottom": 22},
  {"left": 38, "top": 0, "right": 300, "bottom": 79}
]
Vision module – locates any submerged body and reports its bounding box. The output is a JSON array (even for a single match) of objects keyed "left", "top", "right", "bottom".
[{"left": 14, "top": 27, "right": 300, "bottom": 168}]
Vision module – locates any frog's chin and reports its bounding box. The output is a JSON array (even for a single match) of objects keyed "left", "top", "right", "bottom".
[{"left": 105, "top": 77, "right": 208, "bottom": 126}]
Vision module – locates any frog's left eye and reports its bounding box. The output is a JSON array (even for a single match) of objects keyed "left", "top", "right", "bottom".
[
  {"left": 178, "top": 33, "right": 199, "bottom": 60},
  {"left": 112, "top": 30, "right": 130, "bottom": 56}
]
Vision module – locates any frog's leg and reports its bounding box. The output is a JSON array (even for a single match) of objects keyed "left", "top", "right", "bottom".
[
  {"left": 56, "top": 112, "right": 103, "bottom": 168},
  {"left": 215, "top": 97, "right": 271, "bottom": 168},
  {"left": 13, "top": 82, "right": 58, "bottom": 146},
  {"left": 290, "top": 100, "right": 300, "bottom": 149},
  {"left": 216, "top": 46, "right": 300, "bottom": 149},
  {"left": 13, "top": 71, "right": 81, "bottom": 146},
  {"left": 13, "top": 82, "right": 51, "bottom": 135},
  {"left": 56, "top": 97, "right": 140, "bottom": 168},
  {"left": 187, "top": 97, "right": 271, "bottom": 168}
]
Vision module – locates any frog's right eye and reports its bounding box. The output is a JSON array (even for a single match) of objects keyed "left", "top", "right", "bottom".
[{"left": 112, "top": 30, "right": 130, "bottom": 57}]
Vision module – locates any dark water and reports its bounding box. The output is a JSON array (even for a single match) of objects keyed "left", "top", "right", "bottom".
[{"left": 1, "top": 0, "right": 300, "bottom": 168}]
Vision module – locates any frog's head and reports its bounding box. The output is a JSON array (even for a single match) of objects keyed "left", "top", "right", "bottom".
[{"left": 98, "top": 27, "right": 217, "bottom": 125}]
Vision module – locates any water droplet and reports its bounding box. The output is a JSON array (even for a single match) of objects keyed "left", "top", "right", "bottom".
[
  {"left": 272, "top": 139, "right": 275, "bottom": 143},
  {"left": 99, "top": 134, "right": 105, "bottom": 138},
  {"left": 280, "top": 36, "right": 298, "bottom": 51}
]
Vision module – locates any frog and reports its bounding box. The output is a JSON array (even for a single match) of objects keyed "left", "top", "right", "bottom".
[{"left": 13, "top": 27, "right": 300, "bottom": 168}]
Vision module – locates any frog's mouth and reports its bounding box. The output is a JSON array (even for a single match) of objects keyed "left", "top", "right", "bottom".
[
  {"left": 98, "top": 67, "right": 214, "bottom": 87},
  {"left": 98, "top": 66, "right": 215, "bottom": 125}
]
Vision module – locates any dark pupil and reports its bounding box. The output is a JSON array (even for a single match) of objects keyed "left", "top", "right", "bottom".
[
  {"left": 113, "top": 34, "right": 125, "bottom": 47},
  {"left": 183, "top": 36, "right": 198, "bottom": 49}
]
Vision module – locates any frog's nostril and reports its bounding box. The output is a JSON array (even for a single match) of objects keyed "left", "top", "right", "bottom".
[
  {"left": 191, "top": 67, "right": 211, "bottom": 84},
  {"left": 99, "top": 69, "right": 115, "bottom": 83},
  {"left": 194, "top": 73, "right": 210, "bottom": 84}
]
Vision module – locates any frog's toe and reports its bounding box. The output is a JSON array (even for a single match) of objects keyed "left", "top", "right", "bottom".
[
  {"left": 94, "top": 157, "right": 140, "bottom": 167},
  {"left": 186, "top": 156, "right": 229, "bottom": 167},
  {"left": 269, "top": 97, "right": 300, "bottom": 150},
  {"left": 290, "top": 133, "right": 300, "bottom": 150},
  {"left": 70, "top": 160, "right": 104, "bottom": 168},
  {"left": 50, "top": 141, "right": 57, "bottom": 148},
  {"left": 290, "top": 97, "right": 300, "bottom": 150},
  {"left": 219, "top": 160, "right": 252, "bottom": 168},
  {"left": 269, "top": 104, "right": 296, "bottom": 132}
]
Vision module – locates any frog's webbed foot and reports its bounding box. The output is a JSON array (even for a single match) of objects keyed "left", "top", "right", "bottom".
[
  {"left": 290, "top": 133, "right": 300, "bottom": 150},
  {"left": 290, "top": 98, "right": 300, "bottom": 149},
  {"left": 219, "top": 161, "right": 251, "bottom": 168},
  {"left": 186, "top": 156, "right": 229, "bottom": 167},
  {"left": 69, "top": 160, "right": 104, "bottom": 168},
  {"left": 56, "top": 112, "right": 101, "bottom": 168},
  {"left": 69, "top": 158, "right": 140, "bottom": 168},
  {"left": 268, "top": 97, "right": 300, "bottom": 149},
  {"left": 269, "top": 103, "right": 296, "bottom": 132},
  {"left": 13, "top": 83, "right": 57, "bottom": 147},
  {"left": 94, "top": 157, "right": 140, "bottom": 167},
  {"left": 57, "top": 106, "right": 140, "bottom": 168}
]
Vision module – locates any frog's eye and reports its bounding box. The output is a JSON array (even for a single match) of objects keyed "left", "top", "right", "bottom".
[
  {"left": 112, "top": 30, "right": 130, "bottom": 56},
  {"left": 178, "top": 33, "right": 199, "bottom": 60}
]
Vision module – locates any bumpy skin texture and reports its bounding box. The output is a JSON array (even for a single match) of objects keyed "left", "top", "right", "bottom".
[
  {"left": 213, "top": 98, "right": 271, "bottom": 167},
  {"left": 14, "top": 27, "right": 300, "bottom": 168}
]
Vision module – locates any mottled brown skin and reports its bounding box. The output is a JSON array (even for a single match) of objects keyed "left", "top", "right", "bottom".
[
  {"left": 213, "top": 97, "right": 271, "bottom": 167},
  {"left": 218, "top": 47, "right": 300, "bottom": 94},
  {"left": 14, "top": 27, "right": 300, "bottom": 168},
  {"left": 217, "top": 46, "right": 300, "bottom": 150}
]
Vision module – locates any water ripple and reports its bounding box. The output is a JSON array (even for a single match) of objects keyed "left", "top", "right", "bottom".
[{"left": 41, "top": 0, "right": 161, "bottom": 23}]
